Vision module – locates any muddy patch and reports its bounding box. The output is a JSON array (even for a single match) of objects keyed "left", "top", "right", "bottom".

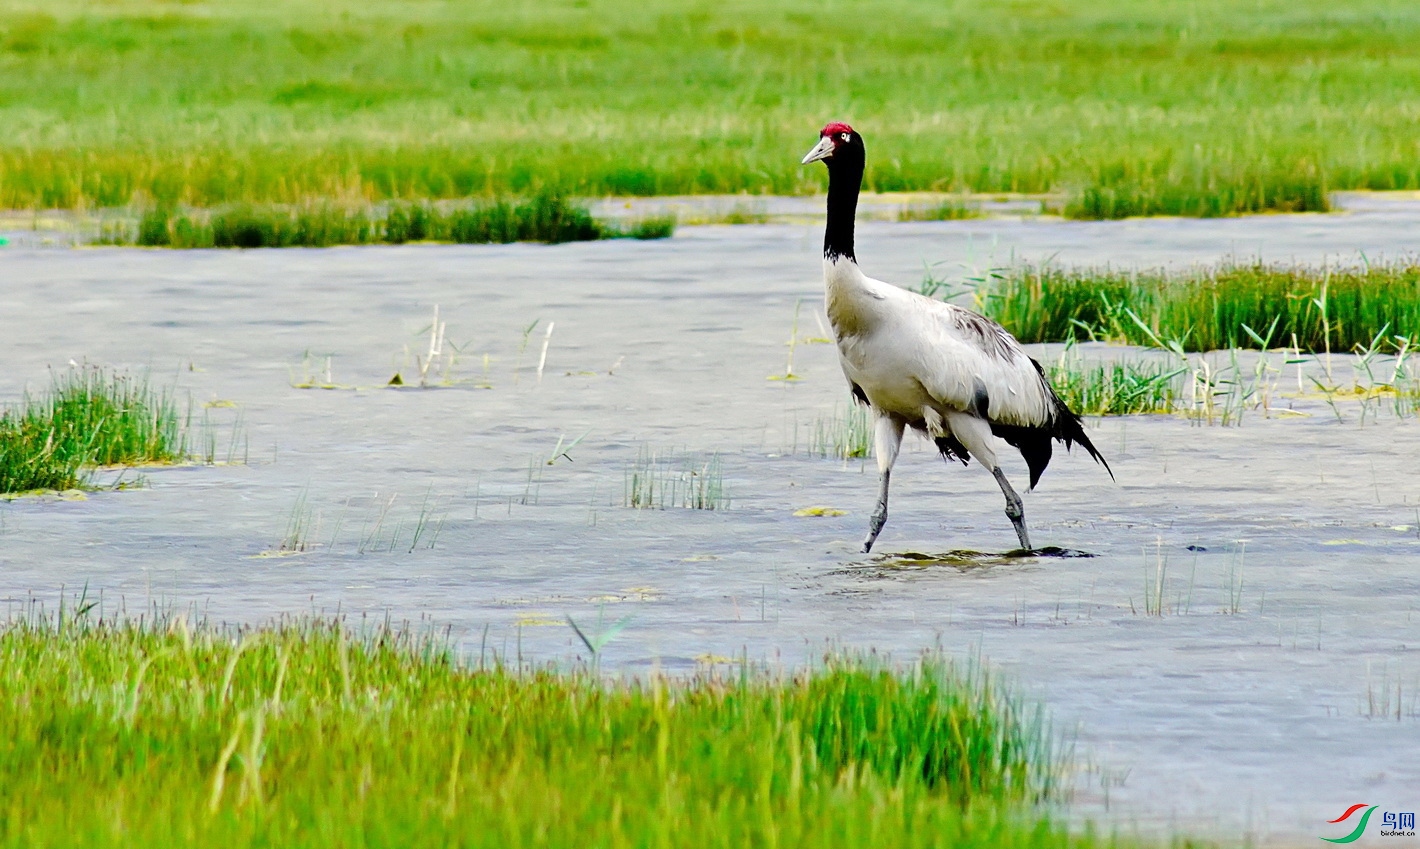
[{"left": 839, "top": 545, "right": 1096, "bottom": 577}]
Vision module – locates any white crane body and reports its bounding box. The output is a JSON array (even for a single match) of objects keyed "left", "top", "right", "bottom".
[
  {"left": 804, "top": 123, "right": 1112, "bottom": 552},
  {"left": 826, "top": 257, "right": 1053, "bottom": 429}
]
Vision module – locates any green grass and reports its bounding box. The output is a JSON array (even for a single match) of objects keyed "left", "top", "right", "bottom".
[
  {"left": 1060, "top": 160, "right": 1330, "bottom": 219},
  {"left": 96, "top": 197, "right": 673, "bottom": 248},
  {"left": 1046, "top": 337, "right": 1420, "bottom": 425},
  {"left": 0, "top": 365, "right": 190, "bottom": 493},
  {"left": 1044, "top": 352, "right": 1185, "bottom": 417},
  {"left": 898, "top": 200, "right": 984, "bottom": 222},
  {"left": 978, "top": 262, "right": 1420, "bottom": 352},
  {"left": 2, "top": 0, "right": 1420, "bottom": 218},
  {"left": 0, "top": 613, "right": 1150, "bottom": 849}
]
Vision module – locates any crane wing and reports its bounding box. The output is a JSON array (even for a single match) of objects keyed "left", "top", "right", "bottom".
[
  {"left": 907, "top": 293, "right": 1112, "bottom": 487},
  {"left": 903, "top": 295, "right": 1056, "bottom": 428}
]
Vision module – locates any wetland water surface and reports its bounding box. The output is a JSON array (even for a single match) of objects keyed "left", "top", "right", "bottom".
[{"left": 4, "top": 198, "right": 1420, "bottom": 844}]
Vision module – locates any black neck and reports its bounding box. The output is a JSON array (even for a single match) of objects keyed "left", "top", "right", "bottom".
[{"left": 823, "top": 150, "right": 863, "bottom": 263}]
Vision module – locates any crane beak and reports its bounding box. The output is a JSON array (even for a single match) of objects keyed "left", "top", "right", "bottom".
[{"left": 801, "top": 136, "right": 835, "bottom": 165}]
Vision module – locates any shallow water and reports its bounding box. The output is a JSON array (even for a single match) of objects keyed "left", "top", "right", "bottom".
[{"left": 4, "top": 202, "right": 1420, "bottom": 844}]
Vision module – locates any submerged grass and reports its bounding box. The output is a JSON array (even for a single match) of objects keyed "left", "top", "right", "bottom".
[
  {"left": 980, "top": 262, "right": 1420, "bottom": 352},
  {"left": 0, "top": 614, "right": 1128, "bottom": 848},
  {"left": 3, "top": 0, "right": 1420, "bottom": 217},
  {"left": 100, "top": 196, "right": 672, "bottom": 248},
  {"left": 809, "top": 403, "right": 874, "bottom": 459},
  {"left": 0, "top": 365, "right": 192, "bottom": 493}
]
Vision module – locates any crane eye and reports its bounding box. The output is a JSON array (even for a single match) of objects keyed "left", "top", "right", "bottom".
[{"left": 840, "top": 132, "right": 851, "bottom": 142}]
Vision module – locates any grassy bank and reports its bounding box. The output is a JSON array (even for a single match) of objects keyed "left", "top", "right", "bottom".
[
  {"left": 99, "top": 197, "right": 674, "bottom": 248},
  {"left": 979, "top": 263, "right": 1420, "bottom": 352},
  {"left": 0, "top": 614, "right": 1145, "bottom": 848},
  {"left": 1, "top": 0, "right": 1417, "bottom": 217}
]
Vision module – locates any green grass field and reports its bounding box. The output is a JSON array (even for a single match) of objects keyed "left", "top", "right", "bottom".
[
  {"left": 3, "top": 0, "right": 1419, "bottom": 217},
  {"left": 0, "top": 614, "right": 1149, "bottom": 849}
]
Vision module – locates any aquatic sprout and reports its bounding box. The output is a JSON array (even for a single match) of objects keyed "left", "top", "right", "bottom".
[
  {"left": 624, "top": 446, "right": 728, "bottom": 510},
  {"left": 807, "top": 403, "right": 873, "bottom": 459},
  {"left": 343, "top": 490, "right": 447, "bottom": 553},
  {"left": 289, "top": 351, "right": 343, "bottom": 390},
  {"left": 1362, "top": 662, "right": 1420, "bottom": 721},
  {"left": 546, "top": 430, "right": 591, "bottom": 465}
]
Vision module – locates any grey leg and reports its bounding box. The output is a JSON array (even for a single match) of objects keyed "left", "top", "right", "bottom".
[
  {"left": 863, "top": 415, "right": 905, "bottom": 553},
  {"left": 944, "top": 411, "right": 1033, "bottom": 551},
  {"left": 991, "top": 466, "right": 1031, "bottom": 551},
  {"left": 863, "top": 468, "right": 891, "bottom": 553}
]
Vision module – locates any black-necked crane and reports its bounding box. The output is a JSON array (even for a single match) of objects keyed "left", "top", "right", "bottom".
[{"left": 801, "top": 122, "right": 1112, "bottom": 553}]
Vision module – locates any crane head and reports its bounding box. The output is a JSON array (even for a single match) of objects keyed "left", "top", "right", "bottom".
[{"left": 801, "top": 122, "right": 858, "bottom": 165}]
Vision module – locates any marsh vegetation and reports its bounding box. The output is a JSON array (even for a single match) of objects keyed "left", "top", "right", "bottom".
[
  {"left": 979, "top": 262, "right": 1420, "bottom": 352},
  {"left": 93, "top": 196, "right": 673, "bottom": 248},
  {"left": 0, "top": 365, "right": 236, "bottom": 494}
]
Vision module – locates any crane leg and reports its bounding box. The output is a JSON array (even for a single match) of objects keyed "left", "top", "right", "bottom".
[
  {"left": 943, "top": 411, "right": 1032, "bottom": 551},
  {"left": 863, "top": 415, "right": 905, "bottom": 553},
  {"left": 991, "top": 467, "right": 1031, "bottom": 551}
]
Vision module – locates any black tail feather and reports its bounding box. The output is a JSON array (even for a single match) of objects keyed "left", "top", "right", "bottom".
[
  {"left": 935, "top": 434, "right": 971, "bottom": 466},
  {"left": 990, "top": 359, "right": 1114, "bottom": 490},
  {"left": 1055, "top": 405, "right": 1114, "bottom": 482},
  {"left": 989, "top": 423, "right": 1052, "bottom": 489}
]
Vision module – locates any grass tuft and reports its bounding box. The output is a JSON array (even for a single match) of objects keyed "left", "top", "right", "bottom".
[
  {"left": 615, "top": 215, "right": 678, "bottom": 240},
  {"left": 0, "top": 365, "right": 195, "bottom": 493},
  {"left": 898, "top": 199, "right": 983, "bottom": 222},
  {"left": 1045, "top": 350, "right": 1185, "bottom": 417},
  {"left": 1062, "top": 163, "right": 1330, "bottom": 220}
]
